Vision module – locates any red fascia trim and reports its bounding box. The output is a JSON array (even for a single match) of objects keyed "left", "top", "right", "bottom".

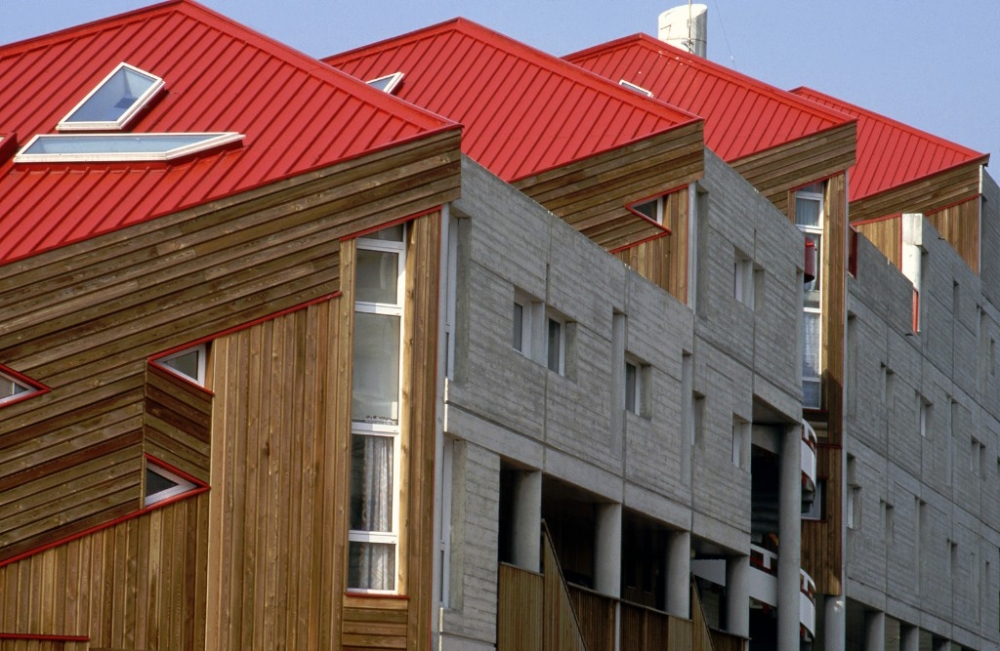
[
  {"left": 146, "top": 291, "right": 342, "bottom": 394},
  {"left": 0, "top": 363, "right": 52, "bottom": 409},
  {"left": 341, "top": 207, "right": 441, "bottom": 241},
  {"left": 145, "top": 454, "right": 209, "bottom": 489},
  {"left": 608, "top": 229, "right": 671, "bottom": 255},
  {"left": 0, "top": 486, "right": 210, "bottom": 569},
  {"left": 851, "top": 213, "right": 902, "bottom": 226},
  {"left": 0, "top": 634, "right": 90, "bottom": 642}
]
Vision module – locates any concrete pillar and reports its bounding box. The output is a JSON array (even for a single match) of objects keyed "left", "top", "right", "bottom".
[
  {"left": 778, "top": 424, "right": 803, "bottom": 651},
  {"left": 666, "top": 531, "right": 691, "bottom": 618},
  {"left": 511, "top": 470, "right": 542, "bottom": 572},
  {"left": 594, "top": 503, "right": 622, "bottom": 598},
  {"left": 726, "top": 555, "right": 750, "bottom": 638},
  {"left": 900, "top": 625, "right": 919, "bottom": 651},
  {"left": 932, "top": 639, "right": 951, "bottom": 651},
  {"left": 864, "top": 610, "right": 885, "bottom": 651},
  {"left": 824, "top": 594, "right": 846, "bottom": 651}
]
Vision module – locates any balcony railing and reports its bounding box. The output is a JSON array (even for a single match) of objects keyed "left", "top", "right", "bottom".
[{"left": 801, "top": 418, "right": 818, "bottom": 492}]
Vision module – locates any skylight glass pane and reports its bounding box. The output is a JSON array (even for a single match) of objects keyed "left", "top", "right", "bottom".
[
  {"left": 16, "top": 133, "right": 243, "bottom": 163},
  {"left": 366, "top": 72, "right": 404, "bottom": 94},
  {"left": 66, "top": 65, "right": 159, "bottom": 124}
]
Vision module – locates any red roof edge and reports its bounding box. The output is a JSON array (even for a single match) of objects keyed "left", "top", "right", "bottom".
[
  {"left": 791, "top": 85, "right": 990, "bottom": 168},
  {"left": 567, "top": 33, "right": 856, "bottom": 128}
]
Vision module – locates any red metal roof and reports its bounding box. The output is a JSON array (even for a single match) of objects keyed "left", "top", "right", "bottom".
[
  {"left": 0, "top": 0, "right": 457, "bottom": 265},
  {"left": 566, "top": 34, "right": 854, "bottom": 163},
  {"left": 325, "top": 19, "right": 702, "bottom": 183},
  {"left": 791, "top": 87, "right": 989, "bottom": 201}
]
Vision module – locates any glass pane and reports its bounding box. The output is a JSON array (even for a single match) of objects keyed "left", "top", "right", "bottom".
[
  {"left": 350, "top": 434, "right": 394, "bottom": 532},
  {"left": 547, "top": 319, "right": 562, "bottom": 372},
  {"left": 363, "top": 225, "right": 405, "bottom": 242},
  {"left": 352, "top": 312, "right": 400, "bottom": 425},
  {"left": 803, "top": 380, "right": 822, "bottom": 409},
  {"left": 632, "top": 199, "right": 657, "bottom": 221},
  {"left": 146, "top": 467, "right": 178, "bottom": 496},
  {"left": 802, "top": 312, "right": 821, "bottom": 378},
  {"left": 162, "top": 349, "right": 200, "bottom": 382},
  {"left": 356, "top": 249, "right": 399, "bottom": 304},
  {"left": 625, "top": 362, "right": 637, "bottom": 411},
  {"left": 348, "top": 541, "right": 396, "bottom": 591},
  {"left": 67, "top": 66, "right": 158, "bottom": 123},
  {"left": 795, "top": 197, "right": 822, "bottom": 228},
  {"left": 25, "top": 134, "right": 219, "bottom": 155},
  {"left": 512, "top": 302, "right": 524, "bottom": 351},
  {"left": 1, "top": 377, "right": 27, "bottom": 399},
  {"left": 804, "top": 234, "right": 822, "bottom": 304}
]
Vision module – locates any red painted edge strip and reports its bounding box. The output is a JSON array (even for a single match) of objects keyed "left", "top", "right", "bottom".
[
  {"left": 0, "top": 363, "right": 52, "bottom": 410},
  {"left": 145, "top": 453, "right": 210, "bottom": 489},
  {"left": 340, "top": 206, "right": 442, "bottom": 242}
]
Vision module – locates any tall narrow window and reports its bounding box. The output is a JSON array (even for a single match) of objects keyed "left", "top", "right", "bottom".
[
  {"left": 547, "top": 316, "right": 565, "bottom": 374},
  {"left": 796, "top": 184, "right": 824, "bottom": 409},
  {"left": 349, "top": 225, "right": 406, "bottom": 593},
  {"left": 734, "top": 248, "right": 754, "bottom": 308}
]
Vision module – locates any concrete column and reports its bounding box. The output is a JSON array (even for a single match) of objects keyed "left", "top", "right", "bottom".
[
  {"left": 594, "top": 503, "right": 622, "bottom": 598},
  {"left": 864, "top": 610, "right": 885, "bottom": 651},
  {"left": 824, "top": 594, "right": 846, "bottom": 651},
  {"left": 726, "top": 555, "right": 750, "bottom": 638},
  {"left": 511, "top": 470, "right": 542, "bottom": 572},
  {"left": 932, "top": 639, "right": 951, "bottom": 651},
  {"left": 778, "top": 424, "right": 803, "bottom": 651},
  {"left": 666, "top": 530, "right": 690, "bottom": 618},
  {"left": 900, "top": 625, "right": 919, "bottom": 651}
]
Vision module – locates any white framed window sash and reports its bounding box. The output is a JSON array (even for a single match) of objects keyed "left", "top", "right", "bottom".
[
  {"left": 797, "top": 187, "right": 824, "bottom": 409},
  {"left": 348, "top": 228, "right": 406, "bottom": 594}
]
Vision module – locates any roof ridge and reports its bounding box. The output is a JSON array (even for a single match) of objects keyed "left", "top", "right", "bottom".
[
  {"left": 792, "top": 86, "right": 988, "bottom": 162},
  {"left": 567, "top": 33, "right": 854, "bottom": 128}
]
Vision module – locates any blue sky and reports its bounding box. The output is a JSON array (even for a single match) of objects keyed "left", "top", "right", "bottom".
[{"left": 4, "top": 0, "right": 998, "bottom": 169}]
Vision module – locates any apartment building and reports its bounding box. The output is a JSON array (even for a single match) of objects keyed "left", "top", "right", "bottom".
[{"left": 1, "top": 2, "right": 997, "bottom": 651}]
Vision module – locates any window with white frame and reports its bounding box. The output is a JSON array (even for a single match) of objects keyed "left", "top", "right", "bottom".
[
  {"left": 154, "top": 344, "right": 208, "bottom": 386},
  {"left": 0, "top": 369, "right": 38, "bottom": 406},
  {"left": 57, "top": 63, "right": 165, "bottom": 131},
  {"left": 796, "top": 183, "right": 824, "bottom": 408},
  {"left": 366, "top": 72, "right": 404, "bottom": 94},
  {"left": 349, "top": 224, "right": 406, "bottom": 593},
  {"left": 630, "top": 195, "right": 665, "bottom": 225},
  {"left": 734, "top": 248, "right": 754, "bottom": 308},
  {"left": 144, "top": 460, "right": 198, "bottom": 506},
  {"left": 624, "top": 357, "right": 650, "bottom": 417}
]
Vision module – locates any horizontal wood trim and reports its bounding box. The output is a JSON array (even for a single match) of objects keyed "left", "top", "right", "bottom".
[{"left": 850, "top": 161, "right": 981, "bottom": 223}]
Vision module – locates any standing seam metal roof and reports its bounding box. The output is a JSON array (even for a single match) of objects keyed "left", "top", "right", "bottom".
[
  {"left": 325, "top": 18, "right": 703, "bottom": 184},
  {"left": 791, "top": 87, "right": 989, "bottom": 201},
  {"left": 0, "top": 0, "right": 457, "bottom": 265},
  {"left": 565, "top": 34, "right": 854, "bottom": 163}
]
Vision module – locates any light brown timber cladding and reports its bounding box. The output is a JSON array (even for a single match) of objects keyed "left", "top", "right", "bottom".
[
  {"left": 514, "top": 122, "right": 704, "bottom": 251},
  {"left": 497, "top": 564, "right": 543, "bottom": 651},
  {"left": 848, "top": 161, "right": 982, "bottom": 224},
  {"left": 731, "top": 123, "right": 856, "bottom": 213},
  {"left": 143, "top": 364, "right": 212, "bottom": 485},
  {"left": 927, "top": 196, "right": 980, "bottom": 273},
  {"left": 205, "top": 298, "right": 345, "bottom": 651},
  {"left": 798, "top": 171, "right": 847, "bottom": 597},
  {"left": 0, "top": 493, "right": 209, "bottom": 651},
  {"left": 0, "top": 642, "right": 87, "bottom": 651},
  {"left": 856, "top": 218, "right": 902, "bottom": 269},
  {"left": 615, "top": 188, "right": 689, "bottom": 302},
  {"left": 0, "top": 129, "right": 460, "bottom": 563}
]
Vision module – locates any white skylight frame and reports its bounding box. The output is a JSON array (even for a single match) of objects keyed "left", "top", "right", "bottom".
[
  {"left": 58, "top": 63, "right": 165, "bottom": 132},
  {"left": 366, "top": 72, "right": 405, "bottom": 94},
  {"left": 14, "top": 132, "right": 244, "bottom": 164},
  {"left": 619, "top": 79, "right": 653, "bottom": 97}
]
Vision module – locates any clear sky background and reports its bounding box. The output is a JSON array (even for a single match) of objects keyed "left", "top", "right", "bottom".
[{"left": 3, "top": 0, "right": 998, "bottom": 171}]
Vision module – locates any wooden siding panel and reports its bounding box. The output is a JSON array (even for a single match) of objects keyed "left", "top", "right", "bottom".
[
  {"left": 143, "top": 364, "right": 213, "bottom": 484},
  {"left": 497, "top": 565, "right": 543, "bottom": 651},
  {"left": 0, "top": 495, "right": 207, "bottom": 651},
  {"left": 927, "top": 196, "right": 980, "bottom": 273},
  {"left": 616, "top": 188, "right": 690, "bottom": 302},
  {"left": 849, "top": 162, "right": 981, "bottom": 224},
  {"left": 856, "top": 218, "right": 902, "bottom": 269}
]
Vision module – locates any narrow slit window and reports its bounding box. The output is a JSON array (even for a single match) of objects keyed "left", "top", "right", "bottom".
[
  {"left": 58, "top": 63, "right": 165, "bottom": 131},
  {"left": 367, "top": 72, "right": 404, "bottom": 94},
  {"left": 547, "top": 317, "right": 565, "bottom": 374}
]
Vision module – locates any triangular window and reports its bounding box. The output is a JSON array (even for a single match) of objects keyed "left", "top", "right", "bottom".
[
  {"left": 367, "top": 72, "right": 404, "bottom": 94},
  {"left": 0, "top": 369, "right": 41, "bottom": 406},
  {"left": 144, "top": 461, "right": 198, "bottom": 507},
  {"left": 58, "top": 63, "right": 165, "bottom": 131},
  {"left": 154, "top": 344, "right": 207, "bottom": 386}
]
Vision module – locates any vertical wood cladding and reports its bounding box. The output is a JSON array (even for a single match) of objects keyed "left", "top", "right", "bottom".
[
  {"left": 0, "top": 494, "right": 209, "bottom": 650},
  {"left": 856, "top": 218, "right": 903, "bottom": 269},
  {"left": 615, "top": 188, "right": 690, "bottom": 303},
  {"left": 927, "top": 196, "right": 980, "bottom": 273},
  {"left": 0, "top": 130, "right": 459, "bottom": 565},
  {"left": 514, "top": 123, "right": 704, "bottom": 252}
]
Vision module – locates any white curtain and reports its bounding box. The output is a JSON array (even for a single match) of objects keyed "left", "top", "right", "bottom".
[{"left": 350, "top": 434, "right": 395, "bottom": 590}]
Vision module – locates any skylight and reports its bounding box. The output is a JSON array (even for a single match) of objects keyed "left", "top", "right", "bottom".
[
  {"left": 14, "top": 133, "right": 244, "bottom": 163},
  {"left": 58, "top": 63, "right": 165, "bottom": 131},
  {"left": 367, "top": 72, "right": 404, "bottom": 94},
  {"left": 619, "top": 79, "right": 654, "bottom": 97}
]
